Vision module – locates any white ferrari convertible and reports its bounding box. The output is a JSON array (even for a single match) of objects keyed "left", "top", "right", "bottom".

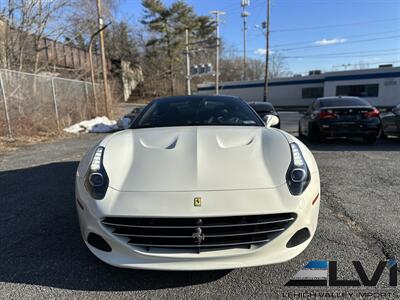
[{"left": 76, "top": 95, "right": 320, "bottom": 270}]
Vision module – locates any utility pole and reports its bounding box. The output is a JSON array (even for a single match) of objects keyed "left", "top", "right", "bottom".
[
  {"left": 210, "top": 10, "right": 225, "bottom": 95},
  {"left": 263, "top": 0, "right": 270, "bottom": 102},
  {"left": 241, "top": 0, "right": 250, "bottom": 81},
  {"left": 185, "top": 29, "right": 191, "bottom": 95},
  {"left": 96, "top": 0, "right": 111, "bottom": 117},
  {"left": 88, "top": 22, "right": 111, "bottom": 116}
]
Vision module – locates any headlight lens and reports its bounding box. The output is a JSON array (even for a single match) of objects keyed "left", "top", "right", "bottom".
[
  {"left": 286, "top": 143, "right": 310, "bottom": 195},
  {"left": 90, "top": 147, "right": 104, "bottom": 172},
  {"left": 85, "top": 147, "right": 109, "bottom": 199}
]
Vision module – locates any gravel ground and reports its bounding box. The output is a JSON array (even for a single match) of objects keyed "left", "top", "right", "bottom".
[{"left": 0, "top": 113, "right": 399, "bottom": 299}]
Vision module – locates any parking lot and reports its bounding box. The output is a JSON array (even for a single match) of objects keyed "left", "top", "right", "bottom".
[{"left": 0, "top": 112, "right": 399, "bottom": 299}]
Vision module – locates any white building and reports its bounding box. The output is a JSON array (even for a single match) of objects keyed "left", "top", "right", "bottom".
[{"left": 197, "top": 66, "right": 400, "bottom": 110}]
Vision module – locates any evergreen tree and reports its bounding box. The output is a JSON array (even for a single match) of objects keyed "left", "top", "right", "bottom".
[{"left": 141, "top": 0, "right": 214, "bottom": 95}]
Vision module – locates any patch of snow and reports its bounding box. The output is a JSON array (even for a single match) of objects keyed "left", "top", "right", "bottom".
[{"left": 64, "top": 116, "right": 119, "bottom": 134}]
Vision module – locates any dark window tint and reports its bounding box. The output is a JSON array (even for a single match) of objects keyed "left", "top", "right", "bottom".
[
  {"left": 249, "top": 102, "right": 275, "bottom": 112},
  {"left": 302, "top": 87, "right": 324, "bottom": 99},
  {"left": 336, "top": 84, "right": 379, "bottom": 97},
  {"left": 249, "top": 102, "right": 277, "bottom": 119},
  {"left": 319, "top": 97, "right": 371, "bottom": 107},
  {"left": 132, "top": 96, "right": 264, "bottom": 129}
]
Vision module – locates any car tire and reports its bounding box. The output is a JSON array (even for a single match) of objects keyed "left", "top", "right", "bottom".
[
  {"left": 363, "top": 135, "right": 377, "bottom": 144},
  {"left": 308, "top": 123, "right": 322, "bottom": 143}
]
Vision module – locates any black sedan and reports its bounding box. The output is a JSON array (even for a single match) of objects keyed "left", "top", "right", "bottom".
[
  {"left": 298, "top": 96, "right": 381, "bottom": 144},
  {"left": 248, "top": 102, "right": 280, "bottom": 128},
  {"left": 381, "top": 104, "right": 400, "bottom": 138}
]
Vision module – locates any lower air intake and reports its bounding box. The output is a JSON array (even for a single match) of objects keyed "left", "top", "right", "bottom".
[{"left": 101, "top": 213, "right": 296, "bottom": 253}]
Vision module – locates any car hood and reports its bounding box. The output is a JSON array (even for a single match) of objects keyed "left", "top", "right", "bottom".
[{"left": 102, "top": 126, "right": 291, "bottom": 192}]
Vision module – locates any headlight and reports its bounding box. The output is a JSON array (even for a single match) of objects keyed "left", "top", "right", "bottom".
[
  {"left": 286, "top": 143, "right": 310, "bottom": 195},
  {"left": 84, "top": 147, "right": 109, "bottom": 199}
]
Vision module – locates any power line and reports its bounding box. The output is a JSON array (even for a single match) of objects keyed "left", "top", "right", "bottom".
[
  {"left": 282, "top": 49, "right": 400, "bottom": 58},
  {"left": 284, "top": 52, "right": 400, "bottom": 59},
  {"left": 270, "top": 30, "right": 400, "bottom": 49},
  {"left": 293, "top": 60, "right": 400, "bottom": 76},
  {"left": 271, "top": 17, "right": 399, "bottom": 33},
  {"left": 279, "top": 34, "right": 400, "bottom": 52},
  {"left": 229, "top": 47, "right": 400, "bottom": 58},
  {"left": 330, "top": 60, "right": 400, "bottom": 68}
]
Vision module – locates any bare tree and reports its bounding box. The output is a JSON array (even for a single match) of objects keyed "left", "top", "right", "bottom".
[
  {"left": 218, "top": 45, "right": 291, "bottom": 82},
  {"left": 63, "top": 0, "right": 117, "bottom": 48},
  {"left": 1, "top": 0, "right": 71, "bottom": 72},
  {"left": 269, "top": 52, "right": 291, "bottom": 78}
]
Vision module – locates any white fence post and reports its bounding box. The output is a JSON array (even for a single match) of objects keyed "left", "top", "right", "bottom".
[
  {"left": 0, "top": 70, "right": 13, "bottom": 138},
  {"left": 51, "top": 77, "right": 61, "bottom": 131}
]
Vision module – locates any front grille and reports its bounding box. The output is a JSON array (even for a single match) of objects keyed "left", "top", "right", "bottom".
[{"left": 101, "top": 213, "right": 296, "bottom": 252}]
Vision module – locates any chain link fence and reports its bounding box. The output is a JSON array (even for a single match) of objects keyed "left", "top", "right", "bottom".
[{"left": 0, "top": 69, "right": 108, "bottom": 138}]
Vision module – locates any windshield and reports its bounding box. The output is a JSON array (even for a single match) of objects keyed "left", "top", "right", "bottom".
[
  {"left": 131, "top": 96, "right": 264, "bottom": 129},
  {"left": 319, "top": 97, "right": 371, "bottom": 108}
]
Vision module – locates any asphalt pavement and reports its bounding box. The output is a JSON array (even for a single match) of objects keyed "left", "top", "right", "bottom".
[{"left": 0, "top": 112, "right": 399, "bottom": 299}]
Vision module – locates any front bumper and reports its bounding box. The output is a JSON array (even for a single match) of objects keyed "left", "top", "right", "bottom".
[{"left": 76, "top": 174, "right": 320, "bottom": 270}]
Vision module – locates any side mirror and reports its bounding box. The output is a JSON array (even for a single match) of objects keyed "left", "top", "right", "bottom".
[{"left": 263, "top": 115, "right": 279, "bottom": 128}]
